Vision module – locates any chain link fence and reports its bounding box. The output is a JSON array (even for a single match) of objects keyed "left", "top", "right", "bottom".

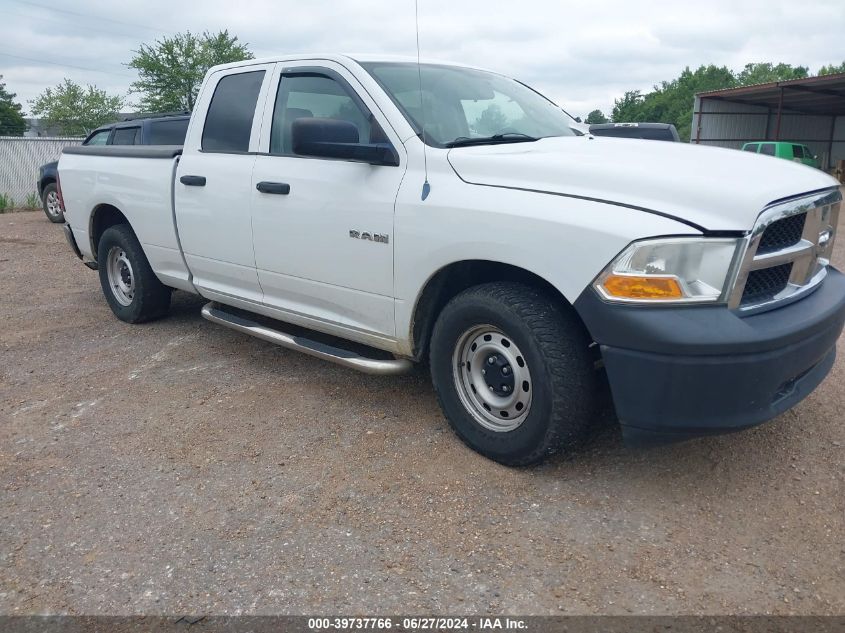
[{"left": 0, "top": 136, "right": 84, "bottom": 206}]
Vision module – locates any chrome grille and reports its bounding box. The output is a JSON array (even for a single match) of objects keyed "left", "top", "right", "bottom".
[
  {"left": 757, "top": 213, "right": 806, "bottom": 254},
  {"left": 742, "top": 263, "right": 793, "bottom": 304},
  {"left": 729, "top": 188, "right": 842, "bottom": 314}
]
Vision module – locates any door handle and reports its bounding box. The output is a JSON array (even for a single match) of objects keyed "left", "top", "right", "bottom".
[
  {"left": 256, "top": 181, "right": 291, "bottom": 195},
  {"left": 180, "top": 175, "right": 206, "bottom": 186}
]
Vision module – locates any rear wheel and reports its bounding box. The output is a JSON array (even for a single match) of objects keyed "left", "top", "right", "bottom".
[
  {"left": 430, "top": 282, "right": 599, "bottom": 466},
  {"left": 41, "top": 183, "right": 64, "bottom": 223},
  {"left": 97, "top": 224, "right": 170, "bottom": 323}
]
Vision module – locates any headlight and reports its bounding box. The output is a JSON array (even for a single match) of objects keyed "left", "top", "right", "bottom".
[{"left": 595, "top": 237, "right": 743, "bottom": 304}]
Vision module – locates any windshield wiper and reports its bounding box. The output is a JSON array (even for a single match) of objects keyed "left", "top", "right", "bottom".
[{"left": 444, "top": 133, "right": 538, "bottom": 148}]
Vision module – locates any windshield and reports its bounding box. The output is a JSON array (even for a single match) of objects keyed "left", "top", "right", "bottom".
[{"left": 361, "top": 62, "right": 575, "bottom": 147}]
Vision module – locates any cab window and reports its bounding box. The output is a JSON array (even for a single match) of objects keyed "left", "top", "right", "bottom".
[
  {"left": 84, "top": 129, "right": 111, "bottom": 145},
  {"left": 759, "top": 143, "right": 775, "bottom": 156},
  {"left": 743, "top": 143, "right": 759, "bottom": 153},
  {"left": 270, "top": 74, "right": 372, "bottom": 155},
  {"left": 202, "top": 70, "right": 265, "bottom": 152}
]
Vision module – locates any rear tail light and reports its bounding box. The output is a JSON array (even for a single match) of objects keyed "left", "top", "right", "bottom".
[{"left": 56, "top": 173, "right": 65, "bottom": 211}]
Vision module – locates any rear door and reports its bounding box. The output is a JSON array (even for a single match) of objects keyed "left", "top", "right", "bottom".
[
  {"left": 174, "top": 64, "right": 274, "bottom": 303},
  {"left": 250, "top": 61, "right": 407, "bottom": 339},
  {"left": 111, "top": 126, "right": 141, "bottom": 145},
  {"left": 145, "top": 118, "right": 190, "bottom": 145}
]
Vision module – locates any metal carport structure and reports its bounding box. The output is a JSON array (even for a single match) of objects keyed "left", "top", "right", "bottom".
[{"left": 691, "top": 73, "right": 845, "bottom": 172}]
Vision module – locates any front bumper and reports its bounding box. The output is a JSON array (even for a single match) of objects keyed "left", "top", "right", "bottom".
[{"left": 574, "top": 267, "right": 845, "bottom": 446}]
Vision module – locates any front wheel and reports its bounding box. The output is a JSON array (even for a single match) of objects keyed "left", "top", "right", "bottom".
[
  {"left": 430, "top": 282, "right": 599, "bottom": 466},
  {"left": 97, "top": 224, "right": 171, "bottom": 323},
  {"left": 41, "top": 183, "right": 64, "bottom": 223}
]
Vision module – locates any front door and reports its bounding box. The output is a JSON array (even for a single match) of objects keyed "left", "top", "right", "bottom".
[{"left": 250, "top": 62, "right": 407, "bottom": 339}]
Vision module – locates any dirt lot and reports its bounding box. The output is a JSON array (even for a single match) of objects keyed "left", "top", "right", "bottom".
[{"left": 1, "top": 209, "right": 843, "bottom": 615}]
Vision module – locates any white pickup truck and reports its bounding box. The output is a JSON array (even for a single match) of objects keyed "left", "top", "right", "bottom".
[{"left": 58, "top": 54, "right": 845, "bottom": 465}]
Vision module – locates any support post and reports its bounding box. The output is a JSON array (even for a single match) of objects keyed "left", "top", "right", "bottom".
[
  {"left": 695, "top": 97, "right": 703, "bottom": 144},
  {"left": 827, "top": 116, "right": 836, "bottom": 171}
]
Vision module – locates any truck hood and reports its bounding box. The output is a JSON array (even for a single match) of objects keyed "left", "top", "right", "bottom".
[{"left": 447, "top": 136, "right": 839, "bottom": 231}]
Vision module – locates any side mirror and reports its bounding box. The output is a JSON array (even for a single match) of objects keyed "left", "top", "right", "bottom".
[{"left": 291, "top": 118, "right": 399, "bottom": 166}]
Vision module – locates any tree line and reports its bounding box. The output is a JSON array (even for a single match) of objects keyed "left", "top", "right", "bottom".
[
  {"left": 584, "top": 61, "right": 845, "bottom": 140},
  {"left": 0, "top": 30, "right": 251, "bottom": 136},
  {"left": 1, "top": 32, "right": 844, "bottom": 139}
]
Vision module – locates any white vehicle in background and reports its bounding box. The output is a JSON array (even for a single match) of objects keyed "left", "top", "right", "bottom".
[{"left": 58, "top": 55, "right": 845, "bottom": 465}]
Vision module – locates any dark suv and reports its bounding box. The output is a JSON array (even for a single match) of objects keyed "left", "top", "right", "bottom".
[
  {"left": 588, "top": 122, "right": 681, "bottom": 142},
  {"left": 38, "top": 114, "right": 190, "bottom": 223}
]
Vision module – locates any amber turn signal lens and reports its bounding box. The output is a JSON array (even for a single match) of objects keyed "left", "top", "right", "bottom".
[{"left": 601, "top": 275, "right": 684, "bottom": 299}]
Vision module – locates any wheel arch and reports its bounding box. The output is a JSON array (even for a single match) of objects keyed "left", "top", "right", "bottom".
[
  {"left": 39, "top": 177, "right": 56, "bottom": 197},
  {"left": 409, "top": 259, "right": 581, "bottom": 360},
  {"left": 89, "top": 204, "right": 131, "bottom": 262}
]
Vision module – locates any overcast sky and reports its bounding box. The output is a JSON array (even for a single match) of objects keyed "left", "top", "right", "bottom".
[{"left": 1, "top": 0, "right": 843, "bottom": 117}]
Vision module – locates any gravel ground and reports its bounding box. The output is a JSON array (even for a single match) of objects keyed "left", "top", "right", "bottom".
[{"left": 0, "top": 208, "right": 843, "bottom": 616}]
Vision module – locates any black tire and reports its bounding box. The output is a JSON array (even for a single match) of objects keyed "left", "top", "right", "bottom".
[
  {"left": 41, "top": 183, "right": 64, "bottom": 223},
  {"left": 97, "top": 224, "right": 171, "bottom": 323},
  {"left": 430, "top": 282, "right": 599, "bottom": 466}
]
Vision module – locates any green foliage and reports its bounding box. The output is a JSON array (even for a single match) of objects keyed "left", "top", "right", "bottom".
[
  {"left": 736, "top": 63, "right": 809, "bottom": 86},
  {"left": 612, "top": 65, "right": 737, "bottom": 141},
  {"left": 29, "top": 79, "right": 124, "bottom": 136},
  {"left": 606, "top": 60, "right": 844, "bottom": 142},
  {"left": 0, "top": 193, "right": 14, "bottom": 212},
  {"left": 24, "top": 192, "right": 39, "bottom": 209},
  {"left": 818, "top": 61, "right": 845, "bottom": 76},
  {"left": 129, "top": 30, "right": 253, "bottom": 112},
  {"left": 584, "top": 109, "right": 608, "bottom": 125},
  {"left": 0, "top": 75, "right": 26, "bottom": 136},
  {"left": 610, "top": 90, "right": 645, "bottom": 123}
]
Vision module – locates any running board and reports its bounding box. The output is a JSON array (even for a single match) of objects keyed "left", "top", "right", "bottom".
[{"left": 201, "top": 302, "right": 413, "bottom": 376}]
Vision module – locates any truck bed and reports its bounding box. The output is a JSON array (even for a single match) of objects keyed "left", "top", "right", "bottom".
[
  {"left": 62, "top": 145, "right": 183, "bottom": 159},
  {"left": 59, "top": 145, "right": 193, "bottom": 291}
]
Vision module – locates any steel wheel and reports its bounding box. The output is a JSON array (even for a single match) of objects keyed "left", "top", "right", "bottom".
[
  {"left": 106, "top": 246, "right": 135, "bottom": 306},
  {"left": 45, "top": 190, "right": 62, "bottom": 219},
  {"left": 452, "top": 325, "right": 533, "bottom": 432}
]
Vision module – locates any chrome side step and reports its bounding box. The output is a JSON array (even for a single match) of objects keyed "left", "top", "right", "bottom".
[{"left": 201, "top": 302, "right": 413, "bottom": 376}]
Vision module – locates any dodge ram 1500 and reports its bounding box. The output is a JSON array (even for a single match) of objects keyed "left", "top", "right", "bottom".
[{"left": 58, "top": 55, "right": 845, "bottom": 465}]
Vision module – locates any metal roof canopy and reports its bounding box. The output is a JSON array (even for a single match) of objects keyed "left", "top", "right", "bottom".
[
  {"left": 697, "top": 73, "right": 845, "bottom": 118},
  {"left": 693, "top": 74, "right": 845, "bottom": 167}
]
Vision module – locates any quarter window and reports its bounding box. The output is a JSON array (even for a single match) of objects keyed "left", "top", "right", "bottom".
[
  {"left": 270, "top": 74, "right": 372, "bottom": 155},
  {"left": 202, "top": 71, "right": 265, "bottom": 152}
]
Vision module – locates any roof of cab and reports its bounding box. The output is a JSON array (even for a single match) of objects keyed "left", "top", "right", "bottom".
[{"left": 206, "top": 53, "right": 490, "bottom": 74}]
